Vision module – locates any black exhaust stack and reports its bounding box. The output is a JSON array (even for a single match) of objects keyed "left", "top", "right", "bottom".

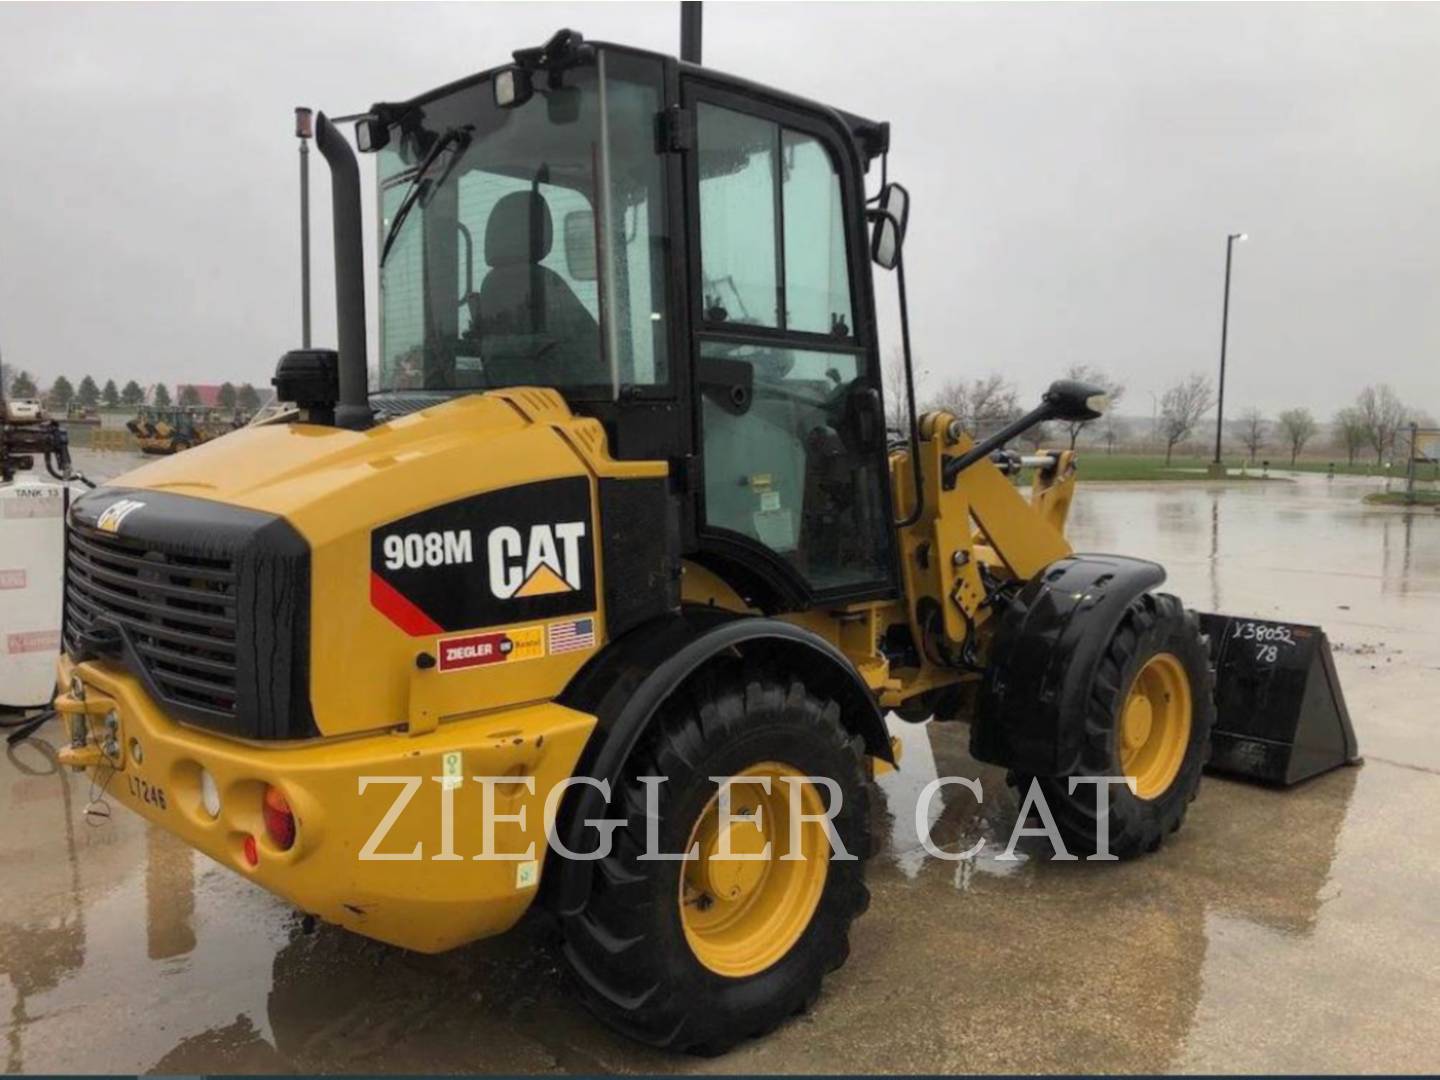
[
  {"left": 680, "top": 1, "right": 702, "bottom": 64},
  {"left": 314, "top": 112, "right": 371, "bottom": 430}
]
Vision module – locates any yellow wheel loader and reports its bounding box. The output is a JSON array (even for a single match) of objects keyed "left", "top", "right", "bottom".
[{"left": 50, "top": 19, "right": 1354, "bottom": 1054}]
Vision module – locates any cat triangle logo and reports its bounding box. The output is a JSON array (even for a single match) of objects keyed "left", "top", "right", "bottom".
[
  {"left": 487, "top": 521, "right": 588, "bottom": 600},
  {"left": 515, "top": 564, "right": 572, "bottom": 597}
]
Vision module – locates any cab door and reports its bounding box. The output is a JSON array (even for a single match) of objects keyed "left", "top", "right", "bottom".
[{"left": 684, "top": 84, "right": 897, "bottom": 606}]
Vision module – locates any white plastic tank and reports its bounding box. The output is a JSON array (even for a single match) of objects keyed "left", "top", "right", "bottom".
[{"left": 0, "top": 476, "right": 70, "bottom": 708}]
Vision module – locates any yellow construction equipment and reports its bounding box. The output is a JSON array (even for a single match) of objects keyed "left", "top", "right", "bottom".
[{"left": 52, "top": 17, "right": 1352, "bottom": 1054}]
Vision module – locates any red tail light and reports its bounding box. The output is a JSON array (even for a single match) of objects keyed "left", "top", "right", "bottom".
[
  {"left": 263, "top": 786, "right": 296, "bottom": 850},
  {"left": 243, "top": 834, "right": 259, "bottom": 867}
]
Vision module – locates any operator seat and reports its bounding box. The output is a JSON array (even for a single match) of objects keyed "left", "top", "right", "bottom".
[{"left": 468, "top": 190, "right": 599, "bottom": 383}]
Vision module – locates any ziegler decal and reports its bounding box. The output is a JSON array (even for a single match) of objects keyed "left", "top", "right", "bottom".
[
  {"left": 437, "top": 625, "right": 545, "bottom": 672},
  {"left": 370, "top": 477, "right": 597, "bottom": 635}
]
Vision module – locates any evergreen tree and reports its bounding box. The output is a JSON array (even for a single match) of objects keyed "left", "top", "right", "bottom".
[
  {"left": 217, "top": 381, "right": 238, "bottom": 411},
  {"left": 102, "top": 378, "right": 120, "bottom": 407},
  {"left": 11, "top": 370, "right": 38, "bottom": 397},
  {"left": 77, "top": 375, "right": 101, "bottom": 408},
  {"left": 177, "top": 384, "right": 202, "bottom": 407},
  {"left": 121, "top": 380, "right": 145, "bottom": 406},
  {"left": 49, "top": 375, "right": 76, "bottom": 409},
  {"left": 237, "top": 383, "right": 262, "bottom": 412},
  {"left": 153, "top": 383, "right": 173, "bottom": 407}
]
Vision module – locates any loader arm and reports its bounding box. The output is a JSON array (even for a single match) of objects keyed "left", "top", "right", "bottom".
[{"left": 886, "top": 411, "right": 1071, "bottom": 700}]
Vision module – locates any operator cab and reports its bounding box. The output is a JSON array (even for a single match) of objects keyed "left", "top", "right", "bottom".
[{"left": 358, "top": 29, "right": 899, "bottom": 611}]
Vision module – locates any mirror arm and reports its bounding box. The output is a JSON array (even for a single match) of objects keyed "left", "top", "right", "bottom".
[
  {"left": 867, "top": 203, "right": 924, "bottom": 528},
  {"left": 942, "top": 401, "right": 1057, "bottom": 489},
  {"left": 890, "top": 245, "right": 926, "bottom": 528}
]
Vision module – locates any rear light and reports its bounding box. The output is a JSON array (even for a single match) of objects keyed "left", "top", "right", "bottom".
[
  {"left": 263, "top": 785, "right": 296, "bottom": 851},
  {"left": 243, "top": 834, "right": 259, "bottom": 867}
]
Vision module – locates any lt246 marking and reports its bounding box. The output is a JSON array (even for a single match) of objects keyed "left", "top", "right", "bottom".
[{"left": 128, "top": 775, "right": 168, "bottom": 811}]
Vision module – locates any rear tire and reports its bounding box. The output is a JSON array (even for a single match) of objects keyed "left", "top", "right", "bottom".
[
  {"left": 558, "top": 660, "right": 872, "bottom": 1054},
  {"left": 1015, "top": 592, "right": 1214, "bottom": 859}
]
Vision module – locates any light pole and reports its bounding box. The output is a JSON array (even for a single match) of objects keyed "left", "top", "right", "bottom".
[
  {"left": 296, "top": 107, "right": 314, "bottom": 348},
  {"left": 1212, "top": 231, "right": 1246, "bottom": 467}
]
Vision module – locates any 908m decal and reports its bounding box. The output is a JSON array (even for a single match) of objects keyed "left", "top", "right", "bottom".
[{"left": 370, "top": 477, "right": 596, "bottom": 635}]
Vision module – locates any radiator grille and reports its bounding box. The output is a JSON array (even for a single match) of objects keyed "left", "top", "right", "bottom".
[{"left": 64, "top": 525, "right": 239, "bottom": 716}]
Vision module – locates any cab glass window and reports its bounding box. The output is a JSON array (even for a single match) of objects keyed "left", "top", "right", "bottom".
[
  {"left": 696, "top": 105, "right": 853, "bottom": 338},
  {"left": 696, "top": 104, "right": 779, "bottom": 328},
  {"left": 376, "top": 52, "right": 670, "bottom": 396}
]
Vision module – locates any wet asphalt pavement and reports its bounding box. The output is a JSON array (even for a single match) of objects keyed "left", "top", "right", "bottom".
[{"left": 3, "top": 457, "right": 1438, "bottom": 1073}]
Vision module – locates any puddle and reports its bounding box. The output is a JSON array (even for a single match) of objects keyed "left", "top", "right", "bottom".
[{"left": 2, "top": 466, "right": 1438, "bottom": 1072}]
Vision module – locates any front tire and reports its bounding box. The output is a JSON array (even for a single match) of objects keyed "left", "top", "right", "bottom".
[
  {"left": 1016, "top": 592, "right": 1214, "bottom": 859},
  {"left": 558, "top": 661, "right": 872, "bottom": 1054}
]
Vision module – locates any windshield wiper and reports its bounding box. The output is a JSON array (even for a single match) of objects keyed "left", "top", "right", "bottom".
[{"left": 380, "top": 127, "right": 471, "bottom": 266}]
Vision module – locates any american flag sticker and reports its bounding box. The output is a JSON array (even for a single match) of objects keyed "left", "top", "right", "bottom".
[{"left": 548, "top": 617, "right": 596, "bottom": 655}]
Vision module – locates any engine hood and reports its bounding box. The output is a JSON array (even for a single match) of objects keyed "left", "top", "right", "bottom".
[
  {"left": 107, "top": 393, "right": 560, "bottom": 546},
  {"left": 85, "top": 389, "right": 667, "bottom": 738}
]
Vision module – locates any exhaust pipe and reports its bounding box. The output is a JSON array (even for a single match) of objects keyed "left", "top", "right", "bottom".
[
  {"left": 314, "top": 112, "right": 371, "bottom": 430},
  {"left": 680, "top": 1, "right": 702, "bottom": 64}
]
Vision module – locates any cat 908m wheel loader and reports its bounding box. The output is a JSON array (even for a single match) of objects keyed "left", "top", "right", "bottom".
[{"left": 51, "top": 20, "right": 1340, "bottom": 1055}]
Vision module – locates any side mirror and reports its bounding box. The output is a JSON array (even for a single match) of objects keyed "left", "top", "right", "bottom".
[
  {"left": 563, "top": 210, "right": 597, "bottom": 281},
  {"left": 547, "top": 85, "right": 582, "bottom": 125},
  {"left": 493, "top": 67, "right": 534, "bottom": 110},
  {"left": 354, "top": 116, "right": 389, "bottom": 153},
  {"left": 869, "top": 182, "right": 910, "bottom": 270},
  {"left": 1042, "top": 379, "right": 1108, "bottom": 422}
]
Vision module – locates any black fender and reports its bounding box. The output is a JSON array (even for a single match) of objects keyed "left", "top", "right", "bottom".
[
  {"left": 970, "top": 554, "right": 1167, "bottom": 776},
  {"left": 545, "top": 607, "right": 893, "bottom": 917}
]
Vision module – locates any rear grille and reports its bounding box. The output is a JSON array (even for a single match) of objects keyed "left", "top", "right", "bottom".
[
  {"left": 65, "top": 486, "right": 314, "bottom": 739},
  {"left": 65, "top": 525, "right": 240, "bottom": 716}
]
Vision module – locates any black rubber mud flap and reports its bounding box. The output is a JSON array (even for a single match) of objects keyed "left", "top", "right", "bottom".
[
  {"left": 972, "top": 554, "right": 1166, "bottom": 776},
  {"left": 1198, "top": 613, "right": 1361, "bottom": 786}
]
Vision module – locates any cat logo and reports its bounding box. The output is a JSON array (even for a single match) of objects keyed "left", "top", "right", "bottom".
[
  {"left": 96, "top": 498, "right": 146, "bottom": 534},
  {"left": 487, "top": 521, "right": 587, "bottom": 600}
]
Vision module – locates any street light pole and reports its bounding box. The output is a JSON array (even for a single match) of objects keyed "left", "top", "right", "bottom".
[
  {"left": 1213, "top": 231, "right": 1246, "bottom": 466},
  {"left": 296, "top": 107, "right": 314, "bottom": 348}
]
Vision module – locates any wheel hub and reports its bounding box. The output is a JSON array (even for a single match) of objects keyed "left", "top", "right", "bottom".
[
  {"left": 696, "top": 813, "right": 769, "bottom": 901},
  {"left": 679, "top": 762, "right": 830, "bottom": 978},
  {"left": 1117, "top": 652, "right": 1193, "bottom": 800}
]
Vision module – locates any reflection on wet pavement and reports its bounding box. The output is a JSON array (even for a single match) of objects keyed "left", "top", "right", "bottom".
[{"left": 2, "top": 469, "right": 1438, "bottom": 1073}]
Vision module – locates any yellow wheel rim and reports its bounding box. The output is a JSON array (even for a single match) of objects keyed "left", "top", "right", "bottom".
[
  {"left": 1118, "top": 653, "right": 1192, "bottom": 800},
  {"left": 679, "top": 762, "right": 829, "bottom": 978}
]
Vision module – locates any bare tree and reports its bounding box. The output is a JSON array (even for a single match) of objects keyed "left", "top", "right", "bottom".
[
  {"left": 883, "top": 348, "right": 911, "bottom": 435},
  {"left": 1277, "top": 407, "right": 1318, "bottom": 465},
  {"left": 1019, "top": 420, "right": 1054, "bottom": 452},
  {"left": 1237, "top": 407, "right": 1267, "bottom": 462},
  {"left": 1099, "top": 414, "right": 1127, "bottom": 454},
  {"left": 1158, "top": 375, "right": 1215, "bottom": 465},
  {"left": 926, "top": 373, "right": 1020, "bottom": 440},
  {"left": 1061, "top": 364, "right": 1125, "bottom": 449},
  {"left": 1332, "top": 407, "right": 1366, "bottom": 466},
  {"left": 1356, "top": 384, "right": 1406, "bottom": 464}
]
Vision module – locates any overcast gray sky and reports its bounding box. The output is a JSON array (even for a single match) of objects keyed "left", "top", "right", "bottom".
[{"left": 1, "top": 2, "right": 1436, "bottom": 419}]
